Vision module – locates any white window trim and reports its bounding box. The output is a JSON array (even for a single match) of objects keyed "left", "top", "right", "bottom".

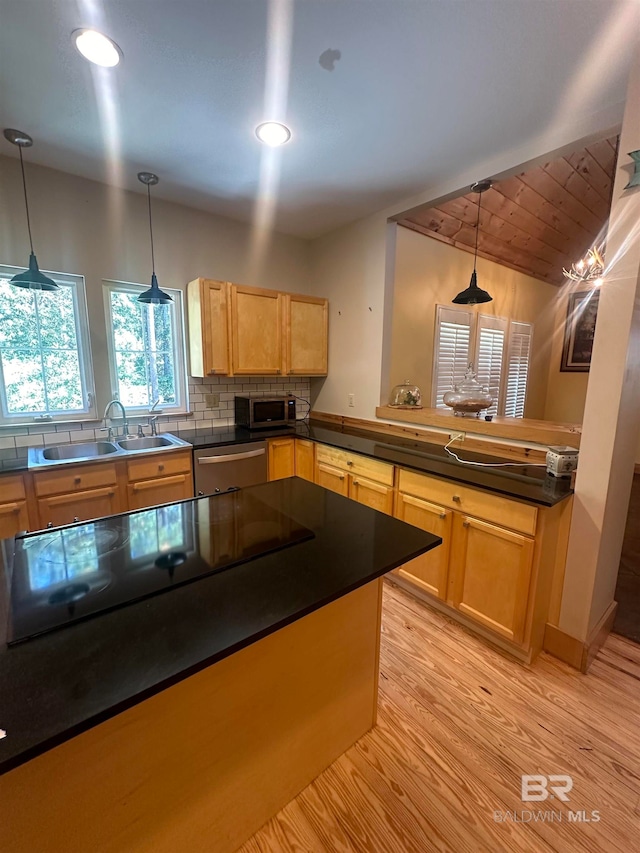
[
  {"left": 0, "top": 263, "right": 97, "bottom": 425},
  {"left": 103, "top": 280, "right": 189, "bottom": 417}
]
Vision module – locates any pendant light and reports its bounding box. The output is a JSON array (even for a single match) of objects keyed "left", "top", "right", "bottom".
[
  {"left": 3, "top": 129, "right": 58, "bottom": 291},
  {"left": 452, "top": 179, "right": 493, "bottom": 305},
  {"left": 137, "top": 171, "right": 172, "bottom": 304}
]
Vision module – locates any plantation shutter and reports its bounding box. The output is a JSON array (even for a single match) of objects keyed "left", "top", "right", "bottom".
[
  {"left": 504, "top": 321, "right": 533, "bottom": 418},
  {"left": 432, "top": 306, "right": 473, "bottom": 408},
  {"left": 473, "top": 315, "right": 507, "bottom": 417}
]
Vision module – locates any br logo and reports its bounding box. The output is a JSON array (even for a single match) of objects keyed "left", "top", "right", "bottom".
[{"left": 521, "top": 775, "right": 573, "bottom": 802}]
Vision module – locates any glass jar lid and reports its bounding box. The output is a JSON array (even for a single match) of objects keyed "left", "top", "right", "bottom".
[{"left": 389, "top": 379, "right": 422, "bottom": 409}]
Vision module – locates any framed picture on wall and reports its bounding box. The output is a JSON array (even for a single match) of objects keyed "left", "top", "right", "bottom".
[{"left": 560, "top": 289, "right": 600, "bottom": 372}]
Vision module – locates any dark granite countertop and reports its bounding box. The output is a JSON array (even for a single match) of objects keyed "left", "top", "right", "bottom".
[
  {"left": 0, "top": 454, "right": 29, "bottom": 474},
  {"left": 0, "top": 478, "right": 439, "bottom": 775},
  {"left": 174, "top": 420, "right": 573, "bottom": 507}
]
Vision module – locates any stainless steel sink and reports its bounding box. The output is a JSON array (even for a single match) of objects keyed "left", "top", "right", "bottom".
[
  {"left": 42, "top": 441, "right": 119, "bottom": 461},
  {"left": 29, "top": 433, "right": 191, "bottom": 468},
  {"left": 116, "top": 436, "right": 173, "bottom": 451}
]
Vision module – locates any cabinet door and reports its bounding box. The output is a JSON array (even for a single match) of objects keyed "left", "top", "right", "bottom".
[
  {"left": 127, "top": 473, "right": 193, "bottom": 511},
  {"left": 450, "top": 515, "right": 534, "bottom": 643},
  {"left": 285, "top": 294, "right": 328, "bottom": 375},
  {"left": 294, "top": 439, "right": 315, "bottom": 482},
  {"left": 350, "top": 475, "right": 394, "bottom": 515},
  {"left": 315, "top": 462, "right": 349, "bottom": 497},
  {"left": 394, "top": 494, "right": 452, "bottom": 599},
  {"left": 268, "top": 438, "right": 296, "bottom": 480},
  {"left": 231, "top": 285, "right": 283, "bottom": 375},
  {"left": 0, "top": 500, "right": 29, "bottom": 539},
  {"left": 37, "top": 487, "right": 119, "bottom": 529},
  {"left": 187, "top": 278, "right": 230, "bottom": 377}
]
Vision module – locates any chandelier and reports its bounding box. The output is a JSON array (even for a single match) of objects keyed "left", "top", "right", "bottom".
[{"left": 562, "top": 245, "right": 605, "bottom": 286}]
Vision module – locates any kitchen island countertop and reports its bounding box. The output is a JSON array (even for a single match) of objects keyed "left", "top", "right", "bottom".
[{"left": 0, "top": 477, "right": 439, "bottom": 775}]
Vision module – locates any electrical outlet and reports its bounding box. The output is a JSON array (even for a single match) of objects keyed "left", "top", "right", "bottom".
[
  {"left": 348, "top": 393, "right": 355, "bottom": 407},
  {"left": 205, "top": 393, "right": 220, "bottom": 408},
  {"left": 449, "top": 431, "right": 465, "bottom": 442}
]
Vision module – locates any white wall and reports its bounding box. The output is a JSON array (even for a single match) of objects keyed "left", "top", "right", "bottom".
[{"left": 0, "top": 155, "right": 311, "bottom": 421}]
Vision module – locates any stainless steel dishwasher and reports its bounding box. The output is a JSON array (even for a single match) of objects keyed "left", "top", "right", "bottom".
[{"left": 194, "top": 441, "right": 268, "bottom": 494}]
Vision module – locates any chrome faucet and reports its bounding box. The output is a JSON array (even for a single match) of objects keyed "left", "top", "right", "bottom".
[{"left": 103, "top": 399, "right": 129, "bottom": 438}]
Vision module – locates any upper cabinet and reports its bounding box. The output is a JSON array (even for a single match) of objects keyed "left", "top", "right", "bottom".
[
  {"left": 187, "top": 278, "right": 328, "bottom": 378},
  {"left": 231, "top": 285, "right": 283, "bottom": 375},
  {"left": 284, "top": 293, "right": 328, "bottom": 376},
  {"left": 187, "top": 278, "right": 231, "bottom": 377}
]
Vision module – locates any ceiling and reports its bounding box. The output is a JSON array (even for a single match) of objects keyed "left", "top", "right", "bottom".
[
  {"left": 398, "top": 136, "right": 618, "bottom": 285},
  {"left": 0, "top": 1, "right": 636, "bottom": 238}
]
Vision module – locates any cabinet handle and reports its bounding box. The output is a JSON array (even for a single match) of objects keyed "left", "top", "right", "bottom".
[
  {"left": 439, "top": 512, "right": 446, "bottom": 519},
  {"left": 353, "top": 479, "right": 359, "bottom": 486},
  {"left": 347, "top": 460, "right": 353, "bottom": 466},
  {"left": 73, "top": 517, "right": 80, "bottom": 523},
  {"left": 159, "top": 464, "right": 165, "bottom": 472},
  {"left": 47, "top": 522, "right": 53, "bottom": 528},
  {"left": 452, "top": 495, "right": 461, "bottom": 503},
  {"left": 338, "top": 475, "right": 345, "bottom": 481},
  {"left": 463, "top": 520, "right": 470, "bottom": 527},
  {"left": 74, "top": 476, "right": 81, "bottom": 484}
]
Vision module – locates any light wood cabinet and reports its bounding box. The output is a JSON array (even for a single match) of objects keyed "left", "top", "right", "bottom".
[
  {"left": 126, "top": 450, "right": 193, "bottom": 511},
  {"left": 394, "top": 493, "right": 452, "bottom": 599},
  {"left": 449, "top": 514, "right": 534, "bottom": 643},
  {"left": 313, "top": 443, "right": 394, "bottom": 513},
  {"left": 267, "top": 438, "right": 296, "bottom": 480},
  {"left": 187, "top": 279, "right": 328, "bottom": 377},
  {"left": 294, "top": 439, "right": 315, "bottom": 482},
  {"left": 315, "top": 461, "right": 349, "bottom": 497},
  {"left": 231, "top": 284, "right": 283, "bottom": 375},
  {"left": 33, "top": 463, "right": 122, "bottom": 528},
  {"left": 30, "top": 450, "right": 194, "bottom": 527},
  {"left": 187, "top": 278, "right": 230, "bottom": 377},
  {"left": 393, "top": 465, "right": 567, "bottom": 662},
  {"left": 0, "top": 474, "right": 30, "bottom": 539},
  {"left": 37, "top": 487, "right": 120, "bottom": 529},
  {"left": 284, "top": 294, "right": 328, "bottom": 375}
]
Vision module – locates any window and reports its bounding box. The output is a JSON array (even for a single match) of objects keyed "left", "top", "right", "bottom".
[
  {"left": 103, "top": 281, "right": 188, "bottom": 414},
  {"left": 432, "top": 305, "right": 533, "bottom": 417},
  {"left": 0, "top": 265, "right": 96, "bottom": 423}
]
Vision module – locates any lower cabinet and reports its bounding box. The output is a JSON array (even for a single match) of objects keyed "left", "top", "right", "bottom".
[
  {"left": 36, "top": 487, "right": 120, "bottom": 528},
  {"left": 394, "top": 493, "right": 452, "bottom": 599},
  {"left": 314, "top": 444, "right": 394, "bottom": 513},
  {"left": 267, "top": 438, "right": 296, "bottom": 480},
  {"left": 0, "top": 475, "right": 30, "bottom": 539},
  {"left": 126, "top": 450, "right": 194, "bottom": 511},
  {"left": 294, "top": 438, "right": 315, "bottom": 482},
  {"left": 449, "top": 514, "right": 534, "bottom": 644},
  {"left": 33, "top": 463, "right": 122, "bottom": 528}
]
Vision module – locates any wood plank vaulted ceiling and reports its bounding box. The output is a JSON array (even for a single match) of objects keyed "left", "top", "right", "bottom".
[{"left": 398, "top": 136, "right": 618, "bottom": 286}]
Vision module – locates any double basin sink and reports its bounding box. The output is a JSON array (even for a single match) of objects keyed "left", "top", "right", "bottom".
[{"left": 28, "top": 433, "right": 191, "bottom": 469}]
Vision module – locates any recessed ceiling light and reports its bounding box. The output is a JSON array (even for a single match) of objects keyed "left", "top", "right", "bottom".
[
  {"left": 73, "top": 29, "right": 122, "bottom": 67},
  {"left": 255, "top": 122, "right": 291, "bottom": 147}
]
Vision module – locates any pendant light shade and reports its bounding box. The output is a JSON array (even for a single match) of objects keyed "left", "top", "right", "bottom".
[
  {"left": 3, "top": 129, "right": 58, "bottom": 292},
  {"left": 452, "top": 179, "right": 493, "bottom": 306},
  {"left": 137, "top": 171, "right": 172, "bottom": 305}
]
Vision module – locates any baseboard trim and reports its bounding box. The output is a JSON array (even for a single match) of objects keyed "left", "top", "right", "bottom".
[{"left": 543, "top": 600, "right": 618, "bottom": 672}]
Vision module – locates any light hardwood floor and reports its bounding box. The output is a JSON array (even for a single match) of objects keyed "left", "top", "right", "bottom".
[{"left": 240, "top": 579, "right": 640, "bottom": 853}]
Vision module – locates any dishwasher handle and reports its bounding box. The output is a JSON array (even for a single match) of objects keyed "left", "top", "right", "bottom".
[{"left": 197, "top": 448, "right": 266, "bottom": 464}]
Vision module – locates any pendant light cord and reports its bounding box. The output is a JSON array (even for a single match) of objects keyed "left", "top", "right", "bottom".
[
  {"left": 18, "top": 146, "right": 34, "bottom": 254},
  {"left": 473, "top": 190, "right": 482, "bottom": 273},
  {"left": 146, "top": 183, "right": 156, "bottom": 274}
]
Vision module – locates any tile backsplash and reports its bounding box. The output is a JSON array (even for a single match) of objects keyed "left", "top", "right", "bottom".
[{"left": 0, "top": 376, "right": 311, "bottom": 460}]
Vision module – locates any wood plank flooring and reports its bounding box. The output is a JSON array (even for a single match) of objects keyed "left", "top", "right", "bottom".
[{"left": 239, "top": 580, "right": 640, "bottom": 853}]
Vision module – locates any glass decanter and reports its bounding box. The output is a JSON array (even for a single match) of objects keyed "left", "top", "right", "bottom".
[{"left": 443, "top": 364, "right": 493, "bottom": 417}]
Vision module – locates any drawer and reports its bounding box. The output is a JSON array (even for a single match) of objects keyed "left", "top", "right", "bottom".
[
  {"left": 398, "top": 468, "right": 537, "bottom": 536},
  {"left": 34, "top": 463, "right": 118, "bottom": 497},
  {"left": 315, "top": 444, "right": 394, "bottom": 486},
  {"left": 127, "top": 449, "right": 192, "bottom": 482},
  {"left": 0, "top": 474, "right": 26, "bottom": 502}
]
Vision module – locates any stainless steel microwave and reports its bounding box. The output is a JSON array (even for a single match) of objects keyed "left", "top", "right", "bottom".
[{"left": 234, "top": 395, "right": 296, "bottom": 429}]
